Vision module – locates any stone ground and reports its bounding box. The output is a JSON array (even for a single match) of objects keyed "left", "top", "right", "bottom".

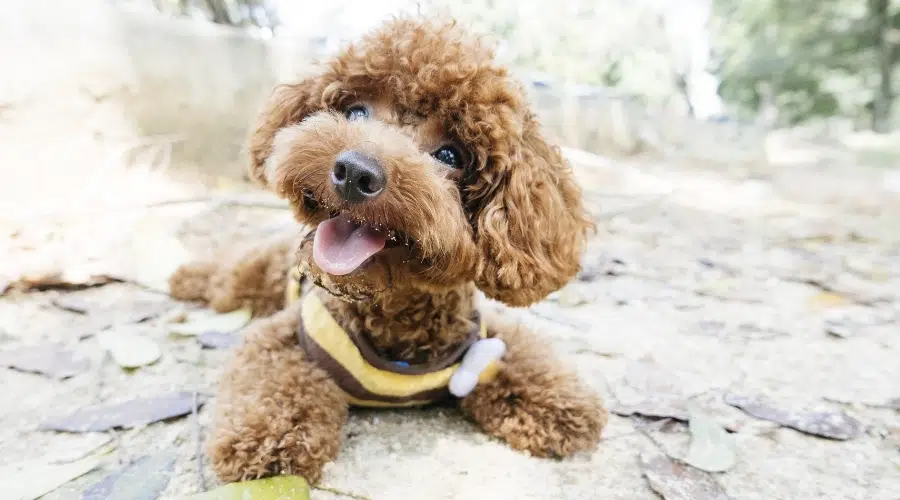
[{"left": 1, "top": 145, "right": 899, "bottom": 499}]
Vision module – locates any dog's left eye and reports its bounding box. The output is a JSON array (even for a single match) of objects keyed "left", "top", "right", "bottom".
[
  {"left": 432, "top": 145, "right": 463, "bottom": 169},
  {"left": 345, "top": 105, "right": 370, "bottom": 121}
]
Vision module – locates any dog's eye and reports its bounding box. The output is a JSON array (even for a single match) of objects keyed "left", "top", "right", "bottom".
[
  {"left": 432, "top": 145, "right": 463, "bottom": 169},
  {"left": 345, "top": 105, "right": 369, "bottom": 121}
]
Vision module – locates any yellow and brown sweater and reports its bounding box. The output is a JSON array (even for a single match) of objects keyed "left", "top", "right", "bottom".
[{"left": 287, "top": 267, "right": 500, "bottom": 408}]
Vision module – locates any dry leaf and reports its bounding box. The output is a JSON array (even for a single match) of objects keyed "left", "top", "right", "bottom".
[
  {"left": 96, "top": 328, "right": 161, "bottom": 368},
  {"left": 168, "top": 308, "right": 252, "bottom": 337},
  {"left": 639, "top": 452, "right": 733, "bottom": 500},
  {"left": 613, "top": 398, "right": 743, "bottom": 433},
  {"left": 51, "top": 296, "right": 91, "bottom": 314},
  {"left": 824, "top": 319, "right": 854, "bottom": 338},
  {"left": 808, "top": 292, "right": 848, "bottom": 309},
  {"left": 197, "top": 331, "right": 240, "bottom": 350},
  {"left": 612, "top": 397, "right": 689, "bottom": 422},
  {"left": 1, "top": 455, "right": 101, "bottom": 500},
  {"left": 182, "top": 475, "right": 310, "bottom": 500},
  {"left": 683, "top": 410, "right": 737, "bottom": 472},
  {"left": 0, "top": 343, "right": 89, "bottom": 379},
  {"left": 40, "top": 392, "right": 205, "bottom": 432},
  {"left": 724, "top": 393, "right": 863, "bottom": 440},
  {"left": 550, "top": 288, "right": 590, "bottom": 307},
  {"left": 81, "top": 450, "right": 177, "bottom": 500},
  {"left": 1, "top": 271, "right": 121, "bottom": 296}
]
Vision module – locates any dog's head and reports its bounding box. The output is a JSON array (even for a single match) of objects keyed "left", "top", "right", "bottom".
[{"left": 253, "top": 17, "right": 591, "bottom": 306}]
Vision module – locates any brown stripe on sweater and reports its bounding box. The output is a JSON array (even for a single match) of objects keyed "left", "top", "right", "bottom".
[
  {"left": 298, "top": 316, "right": 451, "bottom": 404},
  {"left": 349, "top": 311, "right": 482, "bottom": 375}
]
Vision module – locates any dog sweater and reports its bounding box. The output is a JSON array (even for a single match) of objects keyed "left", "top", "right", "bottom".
[{"left": 287, "top": 266, "right": 502, "bottom": 408}]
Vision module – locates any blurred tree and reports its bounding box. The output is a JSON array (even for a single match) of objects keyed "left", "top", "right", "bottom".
[
  {"left": 425, "top": 0, "right": 702, "bottom": 111},
  {"left": 140, "top": 0, "right": 279, "bottom": 32},
  {"left": 710, "top": 0, "right": 899, "bottom": 130}
]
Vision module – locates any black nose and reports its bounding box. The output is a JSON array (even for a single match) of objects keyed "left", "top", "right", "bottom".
[{"left": 331, "top": 151, "right": 386, "bottom": 203}]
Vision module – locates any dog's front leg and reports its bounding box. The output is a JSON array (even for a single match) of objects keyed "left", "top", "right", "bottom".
[
  {"left": 460, "top": 320, "right": 608, "bottom": 458},
  {"left": 169, "top": 230, "right": 301, "bottom": 318},
  {"left": 207, "top": 299, "right": 348, "bottom": 484}
]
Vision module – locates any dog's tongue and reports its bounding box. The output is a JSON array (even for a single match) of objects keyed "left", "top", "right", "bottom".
[{"left": 313, "top": 214, "right": 388, "bottom": 276}]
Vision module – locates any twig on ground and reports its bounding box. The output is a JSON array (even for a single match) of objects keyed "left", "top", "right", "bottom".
[
  {"left": 192, "top": 390, "right": 205, "bottom": 493},
  {"left": 313, "top": 485, "right": 373, "bottom": 500},
  {"left": 93, "top": 351, "right": 109, "bottom": 404},
  {"left": 779, "top": 275, "right": 884, "bottom": 307}
]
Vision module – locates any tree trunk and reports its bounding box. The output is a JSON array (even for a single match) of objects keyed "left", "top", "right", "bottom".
[
  {"left": 204, "top": 0, "right": 233, "bottom": 25},
  {"left": 871, "top": 0, "right": 894, "bottom": 133},
  {"left": 675, "top": 73, "right": 696, "bottom": 118}
]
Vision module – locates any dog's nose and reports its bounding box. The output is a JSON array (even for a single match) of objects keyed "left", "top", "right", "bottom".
[{"left": 331, "top": 151, "right": 386, "bottom": 203}]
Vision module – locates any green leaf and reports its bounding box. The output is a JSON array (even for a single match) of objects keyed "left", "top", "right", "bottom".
[
  {"left": 168, "top": 308, "right": 252, "bottom": 337},
  {"left": 95, "top": 328, "right": 161, "bottom": 369},
  {"left": 81, "top": 450, "right": 177, "bottom": 500},
  {"left": 182, "top": 476, "right": 310, "bottom": 500},
  {"left": 683, "top": 409, "right": 737, "bottom": 473},
  {"left": 1, "top": 454, "right": 101, "bottom": 500}
]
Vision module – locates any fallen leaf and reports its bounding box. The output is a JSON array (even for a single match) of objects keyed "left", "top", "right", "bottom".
[
  {"left": 60, "top": 288, "right": 175, "bottom": 337},
  {"left": 95, "top": 328, "right": 161, "bottom": 368},
  {"left": 168, "top": 308, "right": 252, "bottom": 337},
  {"left": 182, "top": 475, "right": 310, "bottom": 500},
  {"left": 1, "top": 270, "right": 121, "bottom": 296},
  {"left": 683, "top": 410, "right": 737, "bottom": 472},
  {"left": 1, "top": 455, "right": 101, "bottom": 500},
  {"left": 724, "top": 393, "right": 863, "bottom": 440},
  {"left": 612, "top": 397, "right": 689, "bottom": 422},
  {"left": 824, "top": 319, "right": 854, "bottom": 338},
  {"left": 81, "top": 449, "right": 177, "bottom": 500},
  {"left": 0, "top": 343, "right": 89, "bottom": 379},
  {"left": 808, "top": 291, "right": 848, "bottom": 309},
  {"left": 40, "top": 392, "right": 205, "bottom": 432},
  {"left": 52, "top": 296, "right": 91, "bottom": 314},
  {"left": 613, "top": 398, "right": 743, "bottom": 433},
  {"left": 551, "top": 288, "right": 590, "bottom": 307},
  {"left": 197, "top": 331, "right": 240, "bottom": 350},
  {"left": 639, "top": 452, "right": 733, "bottom": 500}
]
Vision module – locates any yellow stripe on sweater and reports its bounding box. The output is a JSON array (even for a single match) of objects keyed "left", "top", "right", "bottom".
[{"left": 301, "top": 293, "right": 492, "bottom": 399}]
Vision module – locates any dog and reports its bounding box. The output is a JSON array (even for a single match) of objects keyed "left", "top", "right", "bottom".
[{"left": 169, "top": 15, "right": 607, "bottom": 484}]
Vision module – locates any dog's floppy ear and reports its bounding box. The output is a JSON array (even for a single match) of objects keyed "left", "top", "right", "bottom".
[
  {"left": 247, "top": 79, "right": 325, "bottom": 186},
  {"left": 474, "top": 117, "right": 592, "bottom": 307}
]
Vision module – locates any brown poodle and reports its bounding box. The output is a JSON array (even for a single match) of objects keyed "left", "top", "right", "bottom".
[{"left": 170, "top": 16, "right": 608, "bottom": 484}]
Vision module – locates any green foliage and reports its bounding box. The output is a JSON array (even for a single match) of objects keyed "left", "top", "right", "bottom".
[
  {"left": 710, "top": 0, "right": 899, "bottom": 128},
  {"left": 423, "top": 0, "right": 688, "bottom": 107}
]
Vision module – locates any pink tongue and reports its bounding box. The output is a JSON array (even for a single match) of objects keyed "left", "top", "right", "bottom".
[{"left": 313, "top": 214, "right": 388, "bottom": 276}]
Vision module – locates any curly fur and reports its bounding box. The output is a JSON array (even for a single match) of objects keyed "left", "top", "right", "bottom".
[{"left": 169, "top": 15, "right": 606, "bottom": 485}]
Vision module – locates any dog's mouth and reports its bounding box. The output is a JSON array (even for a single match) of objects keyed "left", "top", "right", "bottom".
[{"left": 311, "top": 211, "right": 414, "bottom": 276}]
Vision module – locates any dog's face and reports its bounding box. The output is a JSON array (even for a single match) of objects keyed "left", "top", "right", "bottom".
[{"left": 253, "top": 17, "right": 591, "bottom": 306}]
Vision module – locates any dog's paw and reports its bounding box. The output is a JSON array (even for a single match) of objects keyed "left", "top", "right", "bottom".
[
  {"left": 207, "top": 422, "right": 335, "bottom": 484},
  {"left": 464, "top": 382, "right": 607, "bottom": 458},
  {"left": 168, "top": 262, "right": 216, "bottom": 302}
]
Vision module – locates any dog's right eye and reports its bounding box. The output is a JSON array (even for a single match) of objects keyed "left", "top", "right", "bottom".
[{"left": 345, "top": 105, "right": 370, "bottom": 121}]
